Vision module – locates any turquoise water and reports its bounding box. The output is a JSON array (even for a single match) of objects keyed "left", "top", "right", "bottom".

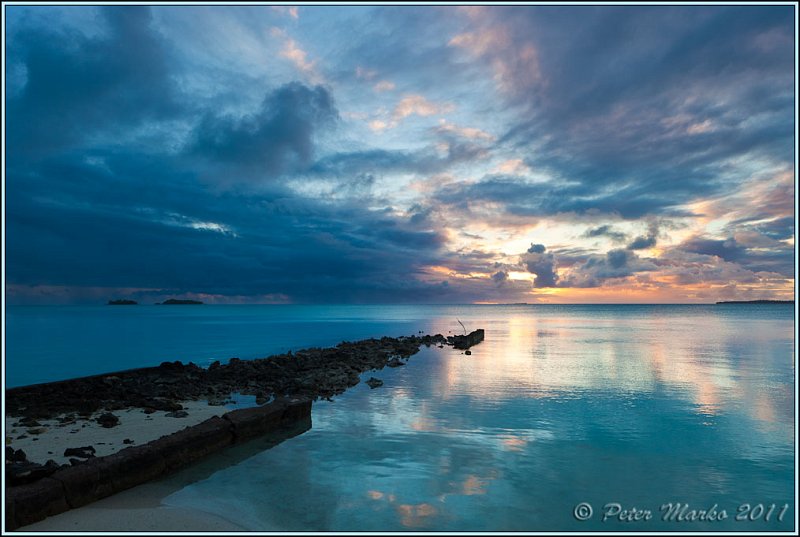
[{"left": 4, "top": 304, "right": 796, "bottom": 530}]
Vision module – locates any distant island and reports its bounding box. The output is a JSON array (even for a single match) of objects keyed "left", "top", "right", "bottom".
[
  {"left": 716, "top": 300, "right": 793, "bottom": 304},
  {"left": 107, "top": 299, "right": 137, "bottom": 305},
  {"left": 157, "top": 298, "right": 204, "bottom": 305}
]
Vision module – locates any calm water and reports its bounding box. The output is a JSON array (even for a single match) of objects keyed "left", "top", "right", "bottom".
[{"left": 4, "top": 304, "right": 796, "bottom": 530}]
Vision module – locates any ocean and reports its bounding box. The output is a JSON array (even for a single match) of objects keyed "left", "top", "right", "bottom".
[{"left": 4, "top": 304, "right": 796, "bottom": 530}]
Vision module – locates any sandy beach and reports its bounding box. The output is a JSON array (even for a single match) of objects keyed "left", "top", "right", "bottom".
[{"left": 6, "top": 400, "right": 228, "bottom": 466}]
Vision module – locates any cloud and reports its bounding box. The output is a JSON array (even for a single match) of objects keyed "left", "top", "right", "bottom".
[
  {"left": 374, "top": 80, "right": 395, "bottom": 92},
  {"left": 189, "top": 82, "right": 338, "bottom": 181},
  {"left": 677, "top": 235, "right": 793, "bottom": 277},
  {"left": 448, "top": 8, "right": 543, "bottom": 96},
  {"left": 271, "top": 27, "right": 323, "bottom": 83},
  {"left": 583, "top": 225, "right": 628, "bottom": 243},
  {"left": 435, "top": 120, "right": 494, "bottom": 141},
  {"left": 491, "top": 270, "right": 509, "bottom": 286},
  {"left": 560, "top": 248, "right": 657, "bottom": 288},
  {"left": 522, "top": 244, "right": 558, "bottom": 287},
  {"left": 627, "top": 221, "right": 660, "bottom": 250},
  {"left": 393, "top": 94, "right": 455, "bottom": 121},
  {"left": 271, "top": 6, "right": 299, "bottom": 20},
  {"left": 7, "top": 6, "right": 184, "bottom": 157},
  {"left": 4, "top": 5, "right": 794, "bottom": 304},
  {"left": 627, "top": 235, "right": 657, "bottom": 250}
]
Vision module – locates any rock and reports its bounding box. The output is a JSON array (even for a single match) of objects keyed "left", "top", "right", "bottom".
[
  {"left": 447, "top": 329, "right": 485, "bottom": 350},
  {"left": 123, "top": 438, "right": 134, "bottom": 445},
  {"left": 26, "top": 428, "right": 47, "bottom": 435},
  {"left": 366, "top": 377, "right": 383, "bottom": 389},
  {"left": 6, "top": 460, "right": 60, "bottom": 486},
  {"left": 64, "top": 446, "right": 96, "bottom": 459},
  {"left": 19, "top": 417, "right": 42, "bottom": 427},
  {"left": 6, "top": 447, "right": 27, "bottom": 463},
  {"left": 96, "top": 413, "right": 119, "bottom": 428},
  {"left": 465, "top": 350, "right": 472, "bottom": 355},
  {"left": 165, "top": 410, "right": 189, "bottom": 418},
  {"left": 5, "top": 331, "right": 482, "bottom": 423}
]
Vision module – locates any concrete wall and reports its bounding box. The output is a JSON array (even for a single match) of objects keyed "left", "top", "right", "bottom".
[{"left": 5, "top": 397, "right": 312, "bottom": 530}]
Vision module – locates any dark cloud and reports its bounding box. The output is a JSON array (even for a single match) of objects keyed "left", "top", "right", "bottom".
[
  {"left": 494, "top": 6, "right": 794, "bottom": 218},
  {"left": 491, "top": 270, "right": 509, "bottom": 286},
  {"left": 627, "top": 236, "right": 657, "bottom": 250},
  {"left": 627, "top": 221, "right": 660, "bottom": 250},
  {"left": 560, "top": 248, "right": 657, "bottom": 288},
  {"left": 190, "top": 83, "right": 338, "bottom": 181},
  {"left": 7, "top": 6, "right": 183, "bottom": 157},
  {"left": 310, "top": 137, "right": 489, "bottom": 179},
  {"left": 583, "top": 225, "right": 627, "bottom": 243},
  {"left": 522, "top": 244, "right": 558, "bottom": 288},
  {"left": 678, "top": 235, "right": 793, "bottom": 277},
  {"left": 745, "top": 216, "right": 795, "bottom": 242}
]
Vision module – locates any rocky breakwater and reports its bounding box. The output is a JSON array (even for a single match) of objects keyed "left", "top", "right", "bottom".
[
  {"left": 5, "top": 331, "right": 485, "bottom": 419},
  {"left": 5, "top": 330, "right": 484, "bottom": 529}
]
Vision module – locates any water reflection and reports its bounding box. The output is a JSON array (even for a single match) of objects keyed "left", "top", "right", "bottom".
[{"left": 162, "top": 305, "right": 794, "bottom": 531}]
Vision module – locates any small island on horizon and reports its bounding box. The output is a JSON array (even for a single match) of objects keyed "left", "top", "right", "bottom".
[
  {"left": 107, "top": 299, "right": 137, "bottom": 305},
  {"left": 715, "top": 299, "right": 793, "bottom": 304},
  {"left": 156, "top": 298, "right": 204, "bottom": 305}
]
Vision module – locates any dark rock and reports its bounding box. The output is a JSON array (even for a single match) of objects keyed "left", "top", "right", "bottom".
[
  {"left": 6, "top": 330, "right": 482, "bottom": 424},
  {"left": 165, "top": 410, "right": 189, "bottom": 418},
  {"left": 64, "top": 446, "right": 96, "bottom": 459},
  {"left": 366, "top": 377, "right": 383, "bottom": 389},
  {"left": 6, "top": 448, "right": 27, "bottom": 463},
  {"left": 6, "top": 460, "right": 60, "bottom": 486},
  {"left": 26, "top": 427, "right": 47, "bottom": 435},
  {"left": 123, "top": 439, "right": 134, "bottom": 445},
  {"left": 448, "top": 329, "right": 485, "bottom": 350},
  {"left": 465, "top": 350, "right": 472, "bottom": 355},
  {"left": 142, "top": 407, "right": 157, "bottom": 414},
  {"left": 19, "top": 417, "right": 42, "bottom": 427},
  {"left": 96, "top": 413, "right": 119, "bottom": 428}
]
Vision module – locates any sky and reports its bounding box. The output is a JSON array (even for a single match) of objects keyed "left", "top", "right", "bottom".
[{"left": 3, "top": 4, "right": 796, "bottom": 304}]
